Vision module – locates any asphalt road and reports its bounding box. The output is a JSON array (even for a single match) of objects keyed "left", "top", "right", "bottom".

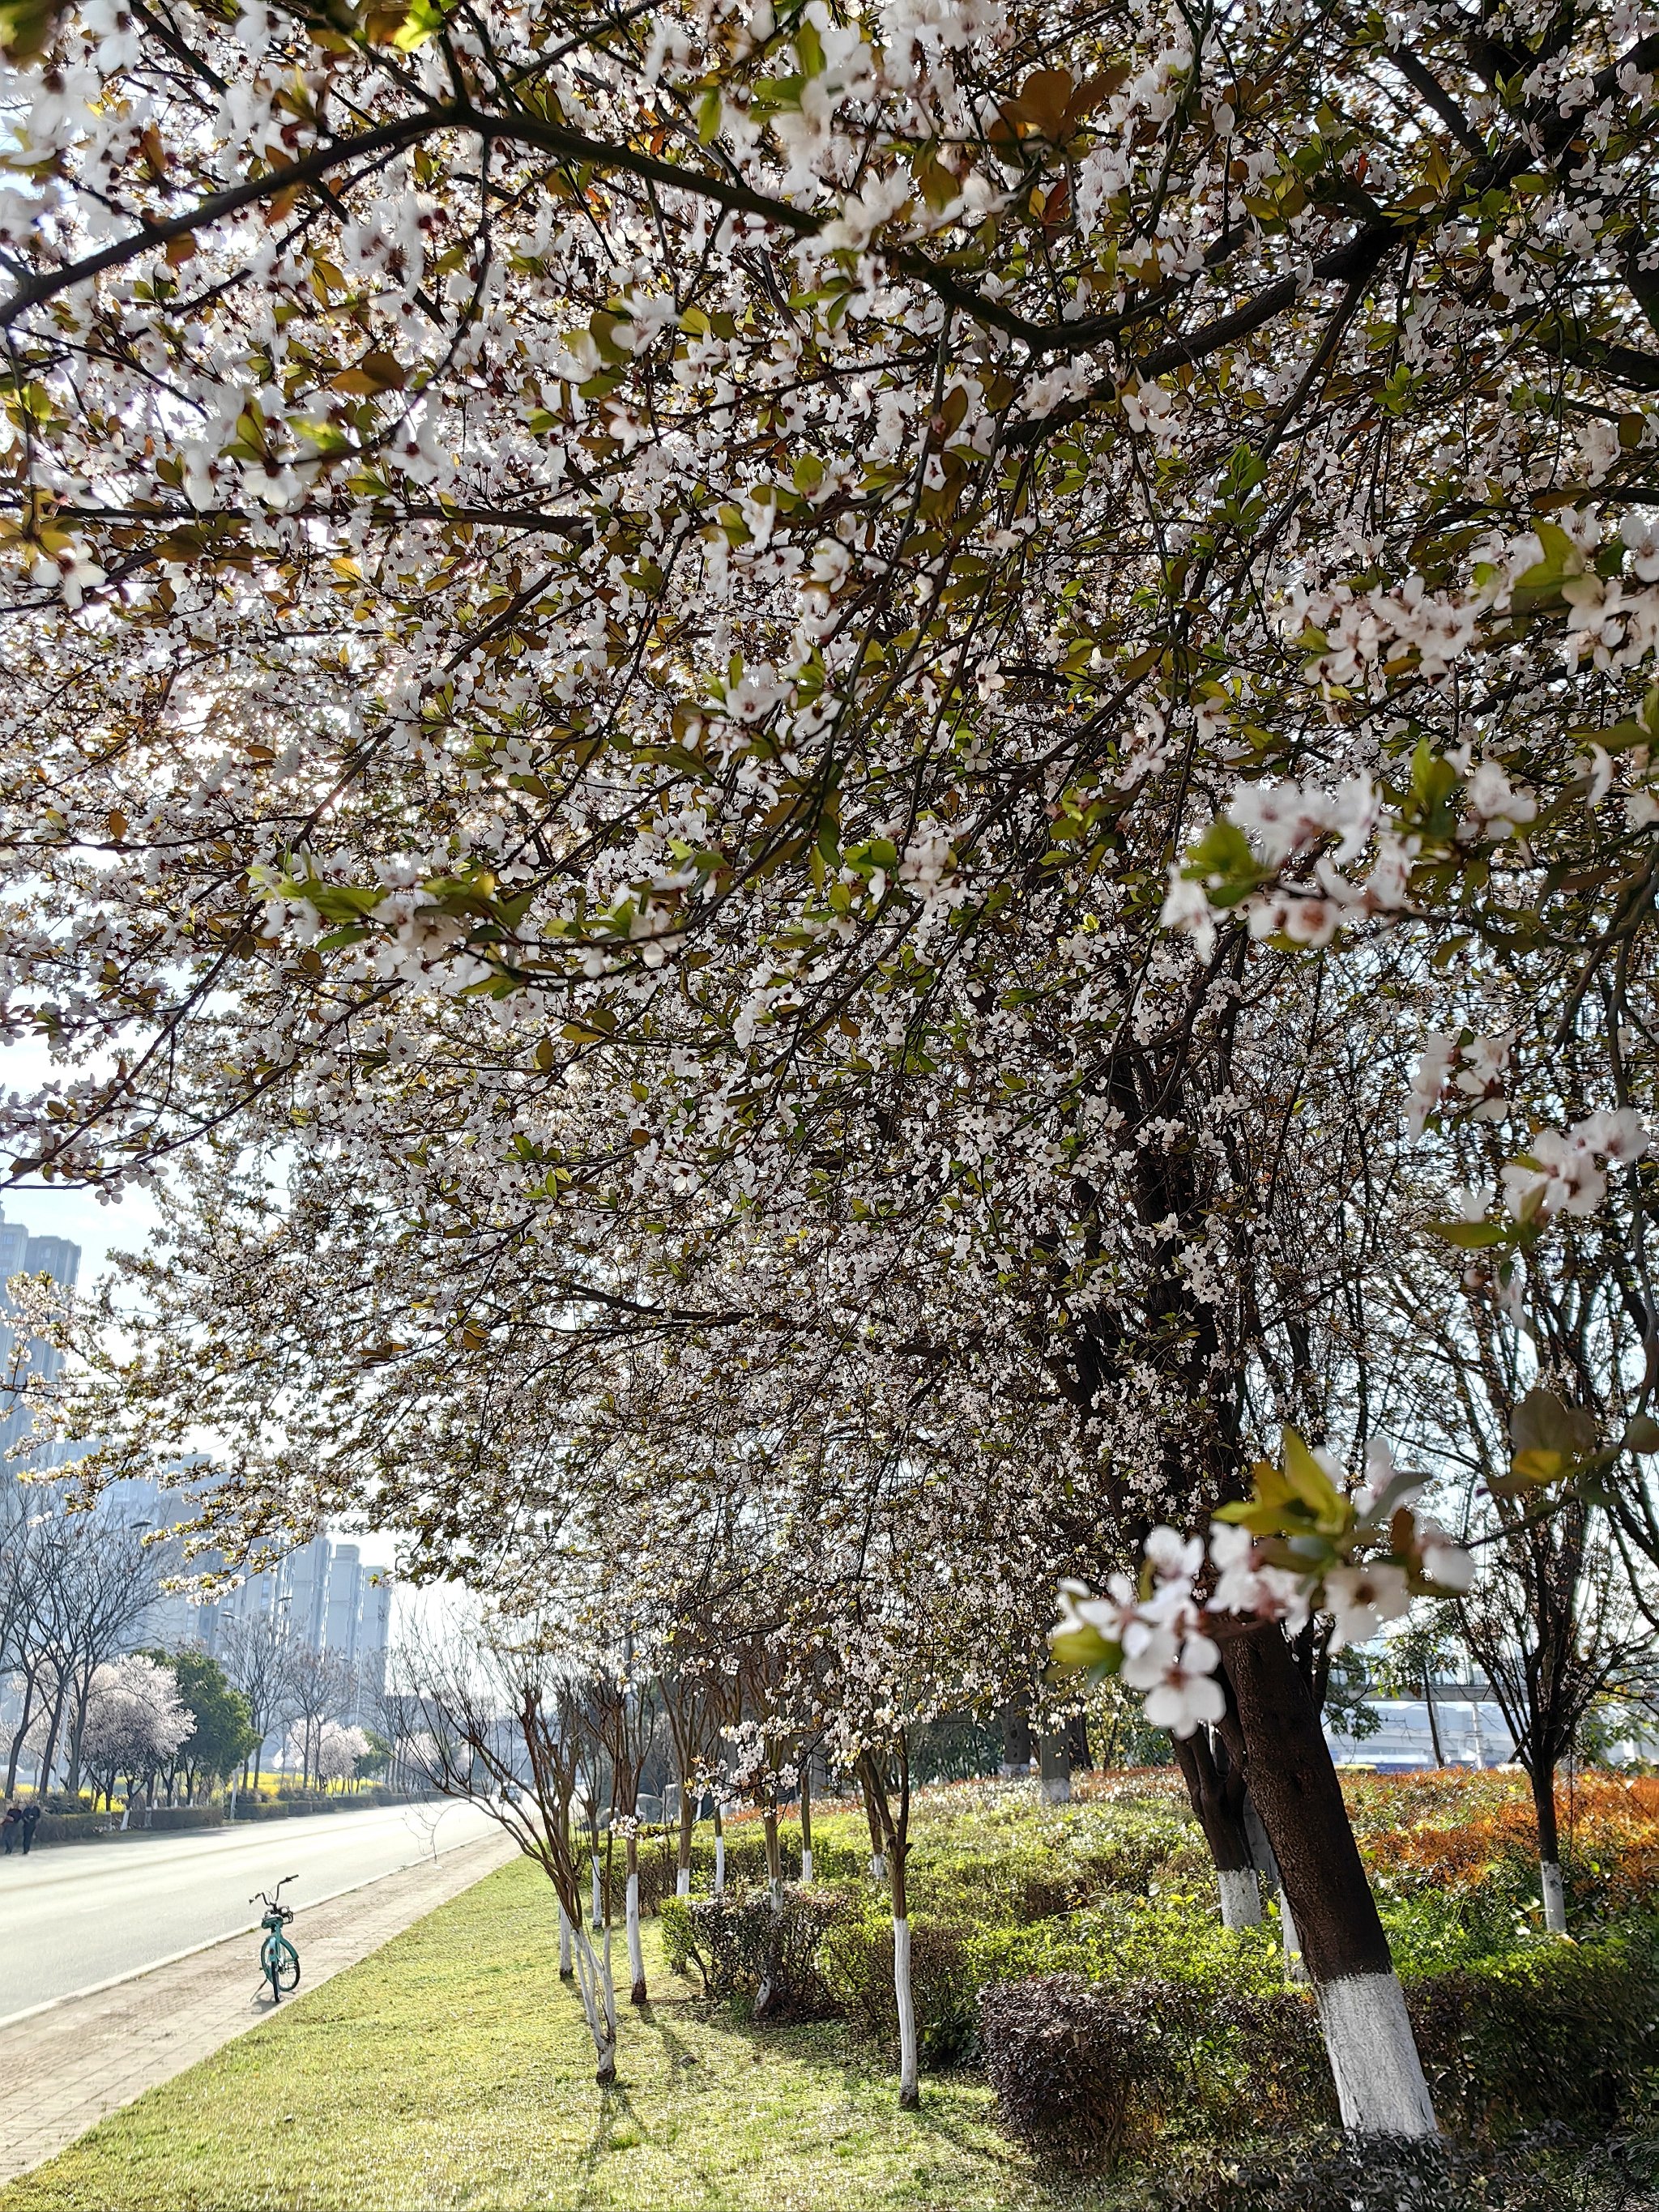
[{"left": 0, "top": 1799, "right": 501, "bottom": 2022}]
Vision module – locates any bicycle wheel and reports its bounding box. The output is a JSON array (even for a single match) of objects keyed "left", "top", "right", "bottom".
[
  {"left": 274, "top": 1940, "right": 300, "bottom": 1994},
  {"left": 262, "top": 1938, "right": 283, "bottom": 2003}
]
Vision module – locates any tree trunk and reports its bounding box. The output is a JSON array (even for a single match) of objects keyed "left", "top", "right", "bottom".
[
  {"left": 861, "top": 1771, "right": 886, "bottom": 1876},
  {"left": 1174, "top": 1728, "right": 1260, "bottom": 1929},
  {"left": 1036, "top": 1730, "right": 1071, "bottom": 1805},
  {"left": 1222, "top": 1622, "right": 1436, "bottom": 2137},
  {"left": 37, "top": 1673, "right": 70, "bottom": 1798},
  {"left": 590, "top": 1850, "right": 603, "bottom": 1933},
  {"left": 676, "top": 1782, "right": 694, "bottom": 1899},
  {"left": 1065, "top": 1710, "right": 1091, "bottom": 1773},
  {"left": 1421, "top": 1661, "right": 1445, "bottom": 1768},
  {"left": 625, "top": 1834, "right": 646, "bottom": 2004},
  {"left": 800, "top": 1761, "right": 814, "bottom": 1886},
  {"left": 566, "top": 1912, "right": 617, "bottom": 2084},
  {"left": 891, "top": 1842, "right": 918, "bottom": 2109},
  {"left": 5, "top": 1668, "right": 39, "bottom": 1796},
  {"left": 558, "top": 1904, "right": 574, "bottom": 1979},
  {"left": 1532, "top": 1763, "right": 1567, "bottom": 1934},
  {"left": 713, "top": 1802, "right": 726, "bottom": 1895},
  {"left": 763, "top": 1805, "right": 783, "bottom": 1907},
  {"left": 1000, "top": 1699, "right": 1033, "bottom": 1779}
]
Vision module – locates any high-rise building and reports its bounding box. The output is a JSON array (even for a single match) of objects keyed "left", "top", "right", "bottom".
[
  {"left": 0, "top": 1199, "right": 396, "bottom": 1726},
  {"left": 0, "top": 1205, "right": 82, "bottom": 1476}
]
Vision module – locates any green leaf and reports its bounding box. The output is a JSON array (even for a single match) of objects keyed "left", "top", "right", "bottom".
[
  {"left": 0, "top": 0, "right": 65, "bottom": 59},
  {"left": 393, "top": 0, "right": 448, "bottom": 50},
  {"left": 1281, "top": 1428, "right": 1343, "bottom": 1524},
  {"left": 1624, "top": 1414, "right": 1659, "bottom": 1455},
  {"left": 1428, "top": 1220, "right": 1508, "bottom": 1248},
  {"left": 1180, "top": 817, "right": 1263, "bottom": 906}
]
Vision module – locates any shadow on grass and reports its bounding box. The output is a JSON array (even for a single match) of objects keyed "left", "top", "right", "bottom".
[{"left": 636, "top": 1969, "right": 1037, "bottom": 2172}]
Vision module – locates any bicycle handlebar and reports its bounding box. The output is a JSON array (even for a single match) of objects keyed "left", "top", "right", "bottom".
[{"left": 249, "top": 1874, "right": 301, "bottom": 1907}]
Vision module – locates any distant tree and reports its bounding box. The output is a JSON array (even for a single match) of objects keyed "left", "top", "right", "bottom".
[
  {"left": 283, "top": 1645, "right": 352, "bottom": 1790},
  {"left": 219, "top": 1613, "right": 299, "bottom": 1790},
  {"left": 1369, "top": 1614, "right": 1462, "bottom": 1770},
  {"left": 315, "top": 1721, "right": 372, "bottom": 1788},
  {"left": 147, "top": 1650, "right": 256, "bottom": 1803},
  {"left": 80, "top": 1656, "right": 194, "bottom": 1813},
  {"left": 355, "top": 1727, "right": 391, "bottom": 1785}
]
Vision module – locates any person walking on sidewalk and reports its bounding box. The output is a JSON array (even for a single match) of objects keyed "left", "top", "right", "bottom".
[
  {"left": 0, "top": 1803, "right": 22, "bottom": 1856},
  {"left": 18, "top": 1802, "right": 40, "bottom": 1854}
]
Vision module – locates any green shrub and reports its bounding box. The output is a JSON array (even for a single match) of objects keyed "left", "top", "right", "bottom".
[
  {"left": 656, "top": 1885, "right": 847, "bottom": 2019},
  {"left": 1406, "top": 1929, "right": 1659, "bottom": 2133},
  {"left": 818, "top": 1908, "right": 983, "bottom": 2065}
]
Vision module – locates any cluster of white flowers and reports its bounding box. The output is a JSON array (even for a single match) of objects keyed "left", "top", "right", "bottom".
[
  {"left": 1499, "top": 1109, "right": 1650, "bottom": 1220},
  {"left": 1405, "top": 1031, "right": 1512, "bottom": 1136},
  {"left": 1056, "top": 1449, "right": 1474, "bottom": 1734}
]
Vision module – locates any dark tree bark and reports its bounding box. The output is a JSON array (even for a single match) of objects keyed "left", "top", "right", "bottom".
[{"left": 1218, "top": 1620, "right": 1437, "bottom": 2135}]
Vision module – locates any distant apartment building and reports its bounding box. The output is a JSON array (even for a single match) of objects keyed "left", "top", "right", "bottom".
[
  {"left": 0, "top": 1200, "right": 394, "bottom": 1717},
  {"left": 0, "top": 1207, "right": 83, "bottom": 1475},
  {"left": 183, "top": 1533, "right": 395, "bottom": 1722}
]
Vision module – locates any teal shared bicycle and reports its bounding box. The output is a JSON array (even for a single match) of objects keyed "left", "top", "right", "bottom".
[{"left": 253, "top": 1876, "right": 301, "bottom": 2003}]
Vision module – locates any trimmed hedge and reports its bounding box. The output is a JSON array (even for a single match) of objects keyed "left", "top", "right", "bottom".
[
  {"left": 981, "top": 1976, "right": 1208, "bottom": 2170},
  {"left": 975, "top": 1932, "right": 1659, "bottom": 2172},
  {"left": 1128, "top": 2131, "right": 1659, "bottom": 2212},
  {"left": 659, "top": 1886, "right": 847, "bottom": 2019},
  {"left": 1409, "top": 1931, "right": 1659, "bottom": 2132}
]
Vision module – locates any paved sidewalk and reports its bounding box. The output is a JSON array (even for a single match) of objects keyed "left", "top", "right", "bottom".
[{"left": 0, "top": 1827, "right": 518, "bottom": 2186}]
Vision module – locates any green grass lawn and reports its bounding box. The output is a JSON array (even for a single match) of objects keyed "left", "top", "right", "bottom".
[{"left": 2, "top": 1855, "right": 1102, "bottom": 2212}]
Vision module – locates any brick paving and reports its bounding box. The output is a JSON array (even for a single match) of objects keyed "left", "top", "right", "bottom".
[{"left": 0, "top": 1829, "right": 517, "bottom": 2186}]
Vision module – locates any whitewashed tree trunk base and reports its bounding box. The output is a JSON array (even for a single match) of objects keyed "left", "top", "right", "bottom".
[
  {"left": 1039, "top": 1776, "right": 1071, "bottom": 1805},
  {"left": 1316, "top": 1972, "right": 1438, "bottom": 2137},
  {"left": 565, "top": 1914, "right": 618, "bottom": 2082},
  {"left": 626, "top": 1870, "right": 646, "bottom": 2001},
  {"left": 1541, "top": 1859, "right": 1567, "bottom": 1933},
  {"left": 871, "top": 1852, "right": 887, "bottom": 1881},
  {"left": 1218, "top": 1868, "right": 1262, "bottom": 1929},
  {"left": 894, "top": 1916, "right": 919, "bottom": 2108},
  {"left": 801, "top": 1846, "right": 813, "bottom": 1884},
  {"left": 590, "top": 1860, "right": 603, "bottom": 1933},
  {"left": 676, "top": 1865, "right": 691, "bottom": 1899},
  {"left": 714, "top": 1833, "right": 725, "bottom": 1894}
]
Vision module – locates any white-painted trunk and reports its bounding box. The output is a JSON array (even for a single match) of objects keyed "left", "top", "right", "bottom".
[
  {"left": 1316, "top": 1971, "right": 1438, "bottom": 2137},
  {"left": 1218, "top": 1867, "right": 1262, "bottom": 1930},
  {"left": 626, "top": 1870, "right": 645, "bottom": 1997},
  {"left": 565, "top": 1915, "right": 617, "bottom": 2082},
  {"left": 893, "top": 1916, "right": 919, "bottom": 2107},
  {"left": 1039, "top": 1775, "right": 1071, "bottom": 1805},
  {"left": 871, "top": 1851, "right": 887, "bottom": 1881},
  {"left": 590, "top": 1857, "right": 603, "bottom": 1932},
  {"left": 601, "top": 1924, "right": 618, "bottom": 2039},
  {"left": 558, "top": 1904, "right": 574, "bottom": 1977},
  {"left": 714, "top": 1831, "right": 725, "bottom": 1894},
  {"left": 800, "top": 1845, "right": 813, "bottom": 1885},
  {"left": 676, "top": 1865, "right": 691, "bottom": 1898},
  {"left": 1541, "top": 1858, "right": 1567, "bottom": 1934}
]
